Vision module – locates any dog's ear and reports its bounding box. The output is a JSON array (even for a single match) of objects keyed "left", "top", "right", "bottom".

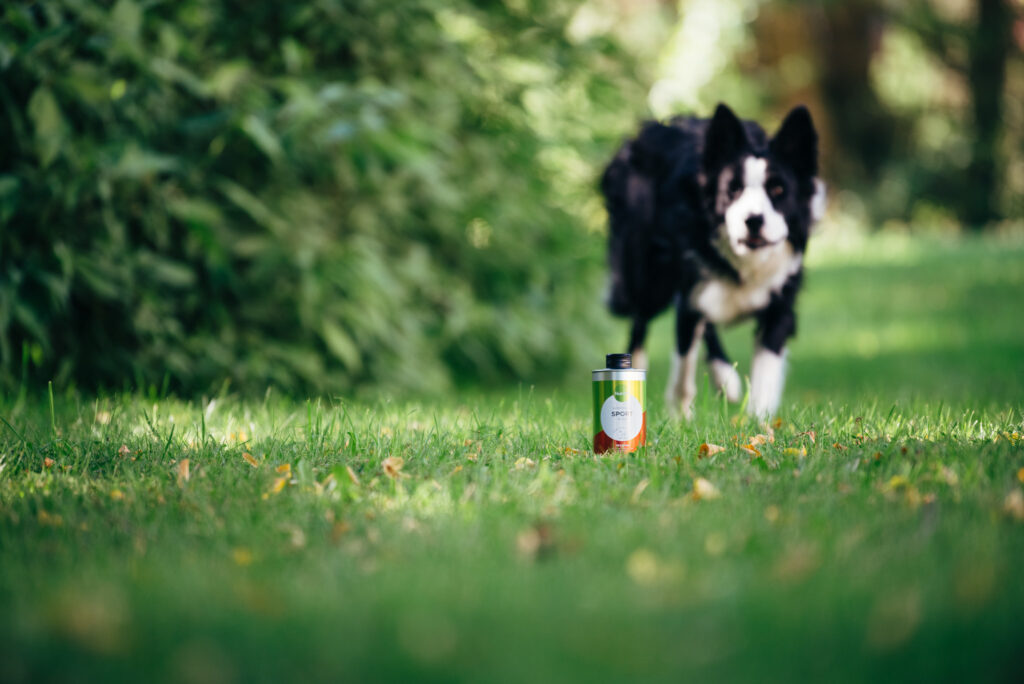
[
  {"left": 703, "top": 103, "right": 749, "bottom": 176},
  {"left": 770, "top": 105, "right": 818, "bottom": 178}
]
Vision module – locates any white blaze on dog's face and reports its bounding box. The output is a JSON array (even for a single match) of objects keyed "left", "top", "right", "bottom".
[
  {"left": 703, "top": 104, "right": 823, "bottom": 264},
  {"left": 717, "top": 156, "right": 789, "bottom": 257}
]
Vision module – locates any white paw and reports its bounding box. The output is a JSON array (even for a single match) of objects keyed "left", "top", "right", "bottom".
[
  {"left": 630, "top": 348, "right": 648, "bottom": 370},
  {"left": 747, "top": 348, "right": 785, "bottom": 417},
  {"left": 709, "top": 359, "right": 742, "bottom": 403}
]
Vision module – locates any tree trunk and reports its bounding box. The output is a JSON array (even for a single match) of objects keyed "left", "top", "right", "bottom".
[{"left": 963, "top": 0, "right": 1012, "bottom": 229}]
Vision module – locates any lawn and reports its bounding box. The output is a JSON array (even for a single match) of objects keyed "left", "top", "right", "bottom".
[{"left": 1, "top": 234, "right": 1023, "bottom": 683}]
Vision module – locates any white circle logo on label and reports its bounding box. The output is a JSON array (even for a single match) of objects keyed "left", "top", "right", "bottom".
[{"left": 600, "top": 393, "right": 643, "bottom": 442}]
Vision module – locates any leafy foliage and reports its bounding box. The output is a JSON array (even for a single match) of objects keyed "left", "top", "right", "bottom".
[{"left": 0, "top": 0, "right": 649, "bottom": 395}]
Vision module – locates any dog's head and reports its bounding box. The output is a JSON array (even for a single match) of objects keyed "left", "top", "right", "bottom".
[{"left": 701, "top": 104, "right": 825, "bottom": 259}]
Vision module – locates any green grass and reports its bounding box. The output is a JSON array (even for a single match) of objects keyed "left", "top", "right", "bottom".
[{"left": 1, "top": 234, "right": 1023, "bottom": 683}]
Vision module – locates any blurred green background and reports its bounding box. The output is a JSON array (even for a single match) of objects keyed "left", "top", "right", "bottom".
[{"left": 2, "top": 0, "right": 1022, "bottom": 397}]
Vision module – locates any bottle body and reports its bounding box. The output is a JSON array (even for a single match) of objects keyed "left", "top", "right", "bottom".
[{"left": 592, "top": 366, "right": 646, "bottom": 453}]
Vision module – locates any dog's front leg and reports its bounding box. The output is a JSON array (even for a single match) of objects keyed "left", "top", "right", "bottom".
[
  {"left": 666, "top": 307, "right": 705, "bottom": 420},
  {"left": 749, "top": 296, "right": 796, "bottom": 418}
]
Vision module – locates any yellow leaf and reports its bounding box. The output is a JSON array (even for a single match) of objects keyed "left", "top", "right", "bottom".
[
  {"left": 626, "top": 549, "right": 660, "bottom": 586},
  {"left": 382, "top": 456, "right": 404, "bottom": 479},
  {"left": 630, "top": 478, "right": 649, "bottom": 504},
  {"left": 177, "top": 459, "right": 190, "bottom": 484},
  {"left": 232, "top": 547, "right": 253, "bottom": 566},
  {"left": 698, "top": 443, "right": 726, "bottom": 458},
  {"left": 275, "top": 463, "right": 291, "bottom": 475},
  {"left": 887, "top": 475, "right": 910, "bottom": 490},
  {"left": 43, "top": 457, "right": 55, "bottom": 469},
  {"left": 110, "top": 489, "right": 125, "bottom": 501},
  {"left": 514, "top": 457, "right": 537, "bottom": 471},
  {"left": 783, "top": 447, "right": 807, "bottom": 458},
  {"left": 740, "top": 444, "right": 762, "bottom": 458},
  {"left": 1017, "top": 467, "right": 1024, "bottom": 484},
  {"left": 833, "top": 442, "right": 847, "bottom": 451},
  {"left": 242, "top": 452, "right": 259, "bottom": 468},
  {"left": 692, "top": 477, "right": 720, "bottom": 501},
  {"left": 451, "top": 464, "right": 463, "bottom": 476},
  {"left": 271, "top": 476, "right": 288, "bottom": 494}
]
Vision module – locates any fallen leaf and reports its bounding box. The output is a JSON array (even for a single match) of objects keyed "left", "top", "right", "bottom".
[
  {"left": 1003, "top": 490, "right": 1024, "bottom": 520},
  {"left": 345, "top": 465, "right": 360, "bottom": 485},
  {"left": 118, "top": 444, "right": 131, "bottom": 457},
  {"left": 704, "top": 532, "right": 727, "bottom": 556},
  {"left": 772, "top": 417, "right": 784, "bottom": 429},
  {"left": 331, "top": 520, "right": 351, "bottom": 543},
  {"left": 177, "top": 459, "right": 190, "bottom": 485},
  {"left": 514, "top": 457, "right": 536, "bottom": 471},
  {"left": 783, "top": 447, "right": 807, "bottom": 458},
  {"left": 563, "top": 446, "right": 584, "bottom": 456},
  {"left": 1017, "top": 467, "right": 1024, "bottom": 484},
  {"left": 630, "top": 478, "right": 649, "bottom": 504},
  {"left": 626, "top": 549, "right": 660, "bottom": 585},
  {"left": 232, "top": 547, "right": 253, "bottom": 566},
  {"left": 887, "top": 475, "right": 910, "bottom": 490},
  {"left": 833, "top": 442, "right": 847, "bottom": 451},
  {"left": 451, "top": 465, "right": 463, "bottom": 476},
  {"left": 38, "top": 510, "right": 63, "bottom": 526},
  {"left": 270, "top": 476, "right": 288, "bottom": 494},
  {"left": 275, "top": 463, "right": 291, "bottom": 475},
  {"left": 110, "top": 489, "right": 125, "bottom": 501},
  {"left": 517, "top": 522, "right": 555, "bottom": 560},
  {"left": 44, "top": 457, "right": 55, "bottom": 469},
  {"left": 749, "top": 433, "right": 774, "bottom": 447},
  {"left": 242, "top": 452, "right": 259, "bottom": 468},
  {"left": 698, "top": 443, "right": 726, "bottom": 458},
  {"left": 692, "top": 477, "right": 720, "bottom": 501},
  {"left": 382, "top": 456, "right": 404, "bottom": 479},
  {"left": 740, "top": 444, "right": 762, "bottom": 458}
]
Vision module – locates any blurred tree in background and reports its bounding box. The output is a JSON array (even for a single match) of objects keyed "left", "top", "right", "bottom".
[{"left": 1, "top": 0, "right": 1021, "bottom": 396}]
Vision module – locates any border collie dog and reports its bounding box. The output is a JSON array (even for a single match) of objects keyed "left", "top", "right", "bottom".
[{"left": 601, "top": 104, "right": 825, "bottom": 418}]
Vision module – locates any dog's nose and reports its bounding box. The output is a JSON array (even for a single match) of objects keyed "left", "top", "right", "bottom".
[{"left": 745, "top": 215, "right": 764, "bottom": 233}]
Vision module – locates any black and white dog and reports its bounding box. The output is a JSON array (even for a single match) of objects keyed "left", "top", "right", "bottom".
[{"left": 601, "top": 104, "right": 825, "bottom": 418}]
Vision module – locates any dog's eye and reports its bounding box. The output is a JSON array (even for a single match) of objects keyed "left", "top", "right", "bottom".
[{"left": 768, "top": 181, "right": 785, "bottom": 198}]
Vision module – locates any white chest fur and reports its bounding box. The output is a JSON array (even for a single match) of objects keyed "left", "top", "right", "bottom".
[{"left": 690, "top": 243, "right": 801, "bottom": 324}]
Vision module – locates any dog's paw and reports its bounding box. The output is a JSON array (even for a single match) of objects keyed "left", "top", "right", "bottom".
[
  {"left": 664, "top": 386, "right": 695, "bottom": 421},
  {"left": 710, "top": 359, "right": 742, "bottom": 403}
]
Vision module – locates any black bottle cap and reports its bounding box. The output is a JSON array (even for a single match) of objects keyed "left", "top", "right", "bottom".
[{"left": 606, "top": 353, "right": 632, "bottom": 369}]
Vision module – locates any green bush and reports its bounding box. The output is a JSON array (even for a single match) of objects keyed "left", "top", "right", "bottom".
[{"left": 0, "top": 0, "right": 650, "bottom": 395}]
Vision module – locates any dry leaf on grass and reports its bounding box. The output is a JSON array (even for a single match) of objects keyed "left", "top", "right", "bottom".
[
  {"left": 118, "top": 445, "right": 131, "bottom": 457},
  {"left": 176, "top": 459, "right": 190, "bottom": 485},
  {"left": 270, "top": 476, "right": 288, "bottom": 494},
  {"left": 382, "top": 456, "right": 404, "bottom": 479},
  {"left": 44, "top": 457, "right": 55, "bottom": 469},
  {"left": 1003, "top": 490, "right": 1024, "bottom": 520},
  {"left": 692, "top": 477, "right": 720, "bottom": 501},
  {"left": 739, "top": 444, "right": 762, "bottom": 458},
  {"left": 345, "top": 465, "right": 360, "bottom": 485},
  {"left": 1017, "top": 467, "right": 1024, "bottom": 484},
  {"left": 242, "top": 452, "right": 259, "bottom": 468},
  {"left": 698, "top": 443, "right": 726, "bottom": 458},
  {"left": 630, "top": 478, "right": 649, "bottom": 504},
  {"left": 275, "top": 463, "right": 291, "bottom": 475},
  {"left": 232, "top": 548, "right": 253, "bottom": 566}
]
